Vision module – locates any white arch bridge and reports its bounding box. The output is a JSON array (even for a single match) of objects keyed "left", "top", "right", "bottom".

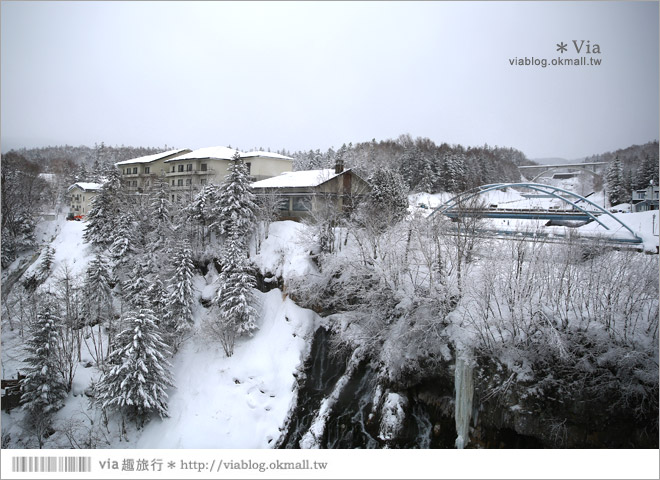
[
  {"left": 518, "top": 162, "right": 608, "bottom": 182},
  {"left": 429, "top": 183, "right": 643, "bottom": 244}
]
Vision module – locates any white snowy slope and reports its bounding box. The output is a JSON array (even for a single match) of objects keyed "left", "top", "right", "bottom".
[
  {"left": 252, "top": 220, "right": 318, "bottom": 281},
  {"left": 36, "top": 219, "right": 94, "bottom": 280},
  {"left": 136, "top": 289, "right": 320, "bottom": 448},
  {"left": 2, "top": 217, "right": 323, "bottom": 449}
]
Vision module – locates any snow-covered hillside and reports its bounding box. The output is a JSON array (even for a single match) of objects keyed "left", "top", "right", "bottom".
[{"left": 1, "top": 218, "right": 322, "bottom": 449}]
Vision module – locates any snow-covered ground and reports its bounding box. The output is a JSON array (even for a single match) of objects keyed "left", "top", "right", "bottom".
[
  {"left": 252, "top": 221, "right": 318, "bottom": 282},
  {"left": 1, "top": 218, "right": 322, "bottom": 449},
  {"left": 135, "top": 289, "right": 320, "bottom": 448}
]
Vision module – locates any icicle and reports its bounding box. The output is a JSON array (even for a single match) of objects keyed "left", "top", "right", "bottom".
[{"left": 454, "top": 356, "right": 474, "bottom": 449}]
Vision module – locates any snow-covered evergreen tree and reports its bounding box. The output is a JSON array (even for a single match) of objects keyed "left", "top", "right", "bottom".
[
  {"left": 84, "top": 251, "right": 114, "bottom": 365},
  {"left": 94, "top": 308, "right": 174, "bottom": 427},
  {"left": 635, "top": 153, "right": 659, "bottom": 189},
  {"left": 145, "top": 275, "right": 168, "bottom": 322},
  {"left": 85, "top": 252, "right": 113, "bottom": 320},
  {"left": 83, "top": 169, "right": 122, "bottom": 247},
  {"left": 214, "top": 232, "right": 258, "bottom": 357},
  {"left": 187, "top": 184, "right": 220, "bottom": 247},
  {"left": 110, "top": 214, "right": 138, "bottom": 265},
  {"left": 149, "top": 179, "right": 172, "bottom": 248},
  {"left": 165, "top": 243, "right": 195, "bottom": 344},
  {"left": 416, "top": 153, "right": 436, "bottom": 193},
  {"left": 215, "top": 152, "right": 257, "bottom": 243},
  {"left": 38, "top": 245, "right": 55, "bottom": 280},
  {"left": 444, "top": 152, "right": 467, "bottom": 193},
  {"left": 367, "top": 168, "right": 409, "bottom": 225},
  {"left": 606, "top": 156, "right": 627, "bottom": 206},
  {"left": 123, "top": 261, "right": 150, "bottom": 308},
  {"left": 20, "top": 299, "right": 68, "bottom": 418}
]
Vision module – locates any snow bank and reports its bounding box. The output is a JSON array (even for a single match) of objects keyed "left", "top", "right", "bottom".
[
  {"left": 577, "top": 210, "right": 660, "bottom": 251},
  {"left": 23, "top": 219, "right": 94, "bottom": 285},
  {"left": 253, "top": 221, "right": 317, "bottom": 281}
]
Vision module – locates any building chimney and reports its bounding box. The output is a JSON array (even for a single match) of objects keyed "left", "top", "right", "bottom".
[{"left": 335, "top": 157, "right": 344, "bottom": 174}]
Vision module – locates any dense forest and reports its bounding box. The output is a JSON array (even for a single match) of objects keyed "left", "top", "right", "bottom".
[
  {"left": 591, "top": 141, "right": 659, "bottom": 204},
  {"left": 291, "top": 134, "right": 526, "bottom": 193}
]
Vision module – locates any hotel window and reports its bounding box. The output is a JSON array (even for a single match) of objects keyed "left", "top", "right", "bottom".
[
  {"left": 246, "top": 162, "right": 251, "bottom": 175},
  {"left": 200, "top": 178, "right": 207, "bottom": 185},
  {"left": 132, "top": 181, "right": 137, "bottom": 187},
  {"left": 172, "top": 166, "right": 175, "bottom": 172},
  {"left": 186, "top": 164, "right": 193, "bottom": 171},
  {"left": 178, "top": 165, "right": 184, "bottom": 172},
  {"left": 292, "top": 196, "right": 312, "bottom": 211},
  {"left": 132, "top": 167, "right": 138, "bottom": 174},
  {"left": 145, "top": 167, "right": 150, "bottom": 174},
  {"left": 172, "top": 180, "right": 175, "bottom": 186},
  {"left": 201, "top": 163, "right": 207, "bottom": 171},
  {"left": 177, "top": 179, "right": 183, "bottom": 186},
  {"left": 186, "top": 179, "right": 192, "bottom": 186}
]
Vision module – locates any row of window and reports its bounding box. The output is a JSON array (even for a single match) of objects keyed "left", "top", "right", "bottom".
[
  {"left": 121, "top": 162, "right": 252, "bottom": 176},
  {"left": 170, "top": 163, "right": 208, "bottom": 173},
  {"left": 123, "top": 166, "right": 151, "bottom": 174}
]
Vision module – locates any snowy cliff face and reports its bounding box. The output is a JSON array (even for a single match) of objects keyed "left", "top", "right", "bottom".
[{"left": 279, "top": 212, "right": 658, "bottom": 449}]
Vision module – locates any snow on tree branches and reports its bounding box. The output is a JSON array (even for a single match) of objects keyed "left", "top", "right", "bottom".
[
  {"left": 213, "top": 233, "right": 258, "bottom": 357},
  {"left": 165, "top": 244, "right": 195, "bottom": 347},
  {"left": 216, "top": 152, "right": 257, "bottom": 242},
  {"left": 94, "top": 308, "right": 174, "bottom": 427},
  {"left": 20, "top": 299, "right": 68, "bottom": 419}
]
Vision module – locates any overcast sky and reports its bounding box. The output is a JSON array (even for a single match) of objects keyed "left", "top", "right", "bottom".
[{"left": 1, "top": 1, "right": 658, "bottom": 159}]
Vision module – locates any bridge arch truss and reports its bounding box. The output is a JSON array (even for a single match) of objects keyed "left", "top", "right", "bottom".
[{"left": 429, "top": 182, "right": 642, "bottom": 243}]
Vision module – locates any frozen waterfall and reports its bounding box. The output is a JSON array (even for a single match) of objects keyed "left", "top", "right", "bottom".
[{"left": 454, "top": 356, "right": 474, "bottom": 449}]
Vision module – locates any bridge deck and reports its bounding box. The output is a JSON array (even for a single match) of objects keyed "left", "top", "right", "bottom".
[
  {"left": 443, "top": 208, "right": 601, "bottom": 221},
  {"left": 518, "top": 162, "right": 608, "bottom": 169}
]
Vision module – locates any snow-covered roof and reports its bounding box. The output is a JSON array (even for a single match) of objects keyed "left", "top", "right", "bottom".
[
  {"left": 242, "top": 151, "right": 293, "bottom": 161},
  {"left": 68, "top": 182, "right": 103, "bottom": 192},
  {"left": 251, "top": 169, "right": 342, "bottom": 189},
  {"left": 38, "top": 173, "right": 57, "bottom": 183},
  {"left": 166, "top": 146, "right": 239, "bottom": 162},
  {"left": 115, "top": 149, "right": 190, "bottom": 166},
  {"left": 164, "top": 146, "right": 293, "bottom": 163}
]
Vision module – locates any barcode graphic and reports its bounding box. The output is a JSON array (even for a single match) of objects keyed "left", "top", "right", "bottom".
[{"left": 11, "top": 456, "right": 92, "bottom": 473}]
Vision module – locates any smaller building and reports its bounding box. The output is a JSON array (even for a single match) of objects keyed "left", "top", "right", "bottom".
[
  {"left": 251, "top": 165, "right": 370, "bottom": 221},
  {"left": 67, "top": 182, "right": 103, "bottom": 217},
  {"left": 632, "top": 184, "right": 659, "bottom": 212},
  {"left": 241, "top": 151, "right": 295, "bottom": 182}
]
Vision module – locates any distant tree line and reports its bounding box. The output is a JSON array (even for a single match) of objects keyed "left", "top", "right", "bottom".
[
  {"left": 292, "top": 134, "right": 526, "bottom": 193},
  {"left": 591, "top": 141, "right": 658, "bottom": 205}
]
